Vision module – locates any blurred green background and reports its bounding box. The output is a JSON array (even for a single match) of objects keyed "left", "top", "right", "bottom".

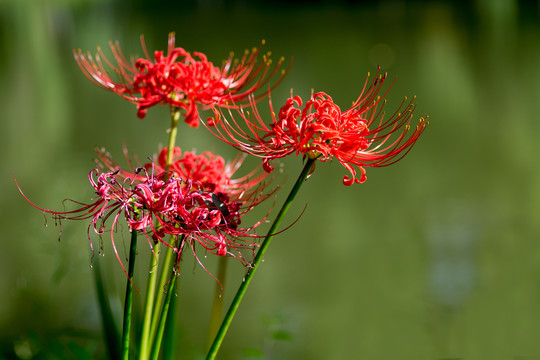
[{"left": 3, "top": 0, "right": 540, "bottom": 359}]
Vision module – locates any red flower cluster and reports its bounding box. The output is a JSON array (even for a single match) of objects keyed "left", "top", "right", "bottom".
[
  {"left": 74, "top": 33, "right": 290, "bottom": 127},
  {"left": 208, "top": 68, "right": 427, "bottom": 185},
  {"left": 17, "top": 151, "right": 274, "bottom": 277},
  {"left": 96, "top": 146, "right": 274, "bottom": 201}
]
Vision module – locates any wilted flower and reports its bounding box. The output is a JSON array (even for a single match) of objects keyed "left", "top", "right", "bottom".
[
  {"left": 74, "top": 33, "right": 290, "bottom": 127},
  {"left": 17, "top": 159, "right": 274, "bottom": 277},
  {"left": 208, "top": 67, "right": 428, "bottom": 185}
]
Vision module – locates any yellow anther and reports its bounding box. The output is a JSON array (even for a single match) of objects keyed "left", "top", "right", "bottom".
[
  {"left": 267, "top": 51, "right": 272, "bottom": 57},
  {"left": 229, "top": 51, "right": 234, "bottom": 57},
  {"left": 252, "top": 47, "right": 257, "bottom": 52},
  {"left": 405, "top": 125, "right": 410, "bottom": 131},
  {"left": 281, "top": 69, "right": 285, "bottom": 75},
  {"left": 367, "top": 72, "right": 371, "bottom": 77},
  {"left": 261, "top": 39, "right": 266, "bottom": 45}
]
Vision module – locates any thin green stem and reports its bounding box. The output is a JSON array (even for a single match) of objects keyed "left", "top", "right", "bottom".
[
  {"left": 149, "top": 243, "right": 176, "bottom": 346},
  {"left": 149, "top": 254, "right": 180, "bottom": 360},
  {"left": 122, "top": 230, "right": 138, "bottom": 360},
  {"left": 161, "top": 290, "right": 178, "bottom": 360},
  {"left": 138, "top": 242, "right": 160, "bottom": 360},
  {"left": 207, "top": 256, "right": 228, "bottom": 349},
  {"left": 165, "top": 106, "right": 181, "bottom": 171},
  {"left": 206, "top": 158, "right": 316, "bottom": 360}
]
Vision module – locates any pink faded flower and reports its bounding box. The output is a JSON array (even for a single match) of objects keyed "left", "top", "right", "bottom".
[
  {"left": 74, "top": 32, "right": 290, "bottom": 127},
  {"left": 16, "top": 163, "right": 273, "bottom": 277},
  {"left": 208, "top": 67, "right": 428, "bottom": 185}
]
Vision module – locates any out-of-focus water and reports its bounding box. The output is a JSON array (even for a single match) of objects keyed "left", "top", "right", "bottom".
[{"left": 3, "top": 0, "right": 540, "bottom": 359}]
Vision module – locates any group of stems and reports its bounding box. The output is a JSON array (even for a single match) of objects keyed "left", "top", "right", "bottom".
[
  {"left": 121, "top": 107, "right": 182, "bottom": 360},
  {"left": 118, "top": 105, "right": 314, "bottom": 359}
]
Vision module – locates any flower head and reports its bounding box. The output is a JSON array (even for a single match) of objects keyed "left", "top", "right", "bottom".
[
  {"left": 74, "top": 33, "right": 290, "bottom": 127},
  {"left": 17, "top": 157, "right": 274, "bottom": 277},
  {"left": 208, "top": 67, "right": 428, "bottom": 185},
  {"left": 96, "top": 146, "right": 273, "bottom": 201}
]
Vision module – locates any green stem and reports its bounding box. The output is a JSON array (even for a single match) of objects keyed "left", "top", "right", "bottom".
[
  {"left": 149, "top": 257, "right": 180, "bottom": 360},
  {"left": 122, "top": 230, "right": 138, "bottom": 360},
  {"left": 93, "top": 256, "right": 121, "bottom": 360},
  {"left": 165, "top": 106, "right": 181, "bottom": 171},
  {"left": 161, "top": 290, "right": 178, "bottom": 360},
  {"left": 149, "top": 243, "right": 176, "bottom": 346},
  {"left": 207, "top": 256, "right": 228, "bottom": 349},
  {"left": 138, "top": 242, "right": 160, "bottom": 360},
  {"left": 206, "top": 158, "right": 316, "bottom": 360},
  {"left": 139, "top": 106, "right": 181, "bottom": 358}
]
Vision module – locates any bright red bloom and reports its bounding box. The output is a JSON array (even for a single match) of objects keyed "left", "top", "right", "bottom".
[
  {"left": 74, "top": 32, "right": 290, "bottom": 127},
  {"left": 208, "top": 68, "right": 428, "bottom": 185},
  {"left": 17, "top": 160, "right": 273, "bottom": 277}
]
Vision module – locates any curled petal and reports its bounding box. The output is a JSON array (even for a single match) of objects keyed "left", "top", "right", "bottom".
[
  {"left": 74, "top": 33, "right": 291, "bottom": 126},
  {"left": 206, "top": 68, "right": 427, "bottom": 185}
]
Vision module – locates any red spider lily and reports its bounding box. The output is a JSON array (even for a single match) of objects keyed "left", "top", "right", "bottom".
[
  {"left": 208, "top": 67, "right": 428, "bottom": 185},
  {"left": 16, "top": 164, "right": 272, "bottom": 278},
  {"left": 74, "top": 32, "right": 291, "bottom": 127},
  {"left": 95, "top": 146, "right": 275, "bottom": 202}
]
